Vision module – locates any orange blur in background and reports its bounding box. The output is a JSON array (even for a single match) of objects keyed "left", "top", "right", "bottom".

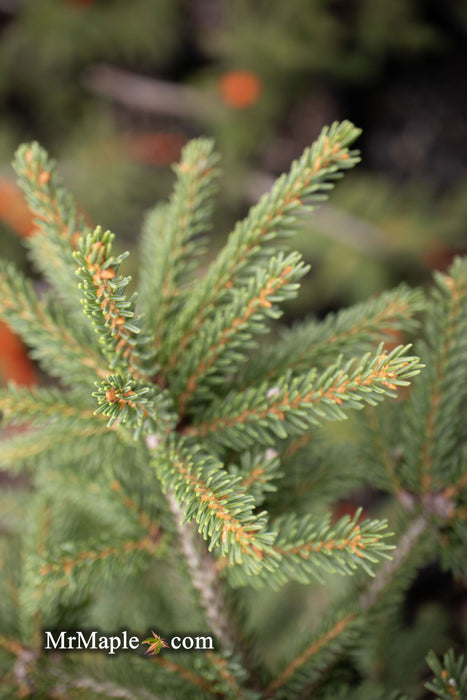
[
  {"left": 0, "top": 179, "right": 35, "bottom": 239},
  {"left": 0, "top": 322, "right": 37, "bottom": 386},
  {"left": 124, "top": 132, "right": 187, "bottom": 166},
  {"left": 0, "top": 179, "right": 37, "bottom": 385},
  {"left": 218, "top": 70, "right": 263, "bottom": 109}
]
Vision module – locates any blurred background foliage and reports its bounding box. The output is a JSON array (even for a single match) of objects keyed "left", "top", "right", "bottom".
[{"left": 0, "top": 0, "right": 466, "bottom": 373}]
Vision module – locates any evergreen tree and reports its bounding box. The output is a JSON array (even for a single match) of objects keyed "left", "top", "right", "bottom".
[{"left": 0, "top": 121, "right": 465, "bottom": 698}]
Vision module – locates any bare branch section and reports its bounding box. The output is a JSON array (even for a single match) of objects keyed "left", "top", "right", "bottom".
[
  {"left": 359, "top": 514, "right": 427, "bottom": 611},
  {"left": 84, "top": 64, "right": 207, "bottom": 121},
  {"left": 165, "top": 490, "right": 237, "bottom": 652},
  {"left": 0, "top": 0, "right": 19, "bottom": 14}
]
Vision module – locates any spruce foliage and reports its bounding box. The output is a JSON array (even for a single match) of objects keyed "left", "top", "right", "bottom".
[{"left": 0, "top": 122, "right": 465, "bottom": 698}]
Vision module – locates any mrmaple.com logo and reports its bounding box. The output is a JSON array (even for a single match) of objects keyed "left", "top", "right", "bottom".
[{"left": 43, "top": 629, "right": 214, "bottom": 656}]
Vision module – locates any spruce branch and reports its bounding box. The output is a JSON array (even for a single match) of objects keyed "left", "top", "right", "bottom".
[
  {"left": 165, "top": 121, "right": 361, "bottom": 368},
  {"left": 13, "top": 142, "right": 85, "bottom": 245},
  {"left": 0, "top": 384, "right": 99, "bottom": 428},
  {"left": 138, "top": 202, "right": 169, "bottom": 335},
  {"left": 93, "top": 374, "right": 174, "bottom": 436},
  {"left": 227, "top": 511, "right": 394, "bottom": 588},
  {"left": 27, "top": 233, "right": 91, "bottom": 328},
  {"left": 38, "top": 534, "right": 161, "bottom": 584},
  {"left": 272, "top": 511, "right": 394, "bottom": 580},
  {"left": 0, "top": 262, "right": 108, "bottom": 384},
  {"left": 265, "top": 612, "right": 359, "bottom": 698},
  {"left": 0, "top": 425, "right": 115, "bottom": 473},
  {"left": 187, "top": 345, "right": 422, "bottom": 450},
  {"left": 360, "top": 404, "right": 404, "bottom": 495},
  {"left": 2, "top": 126, "right": 456, "bottom": 699},
  {"left": 32, "top": 470, "right": 167, "bottom": 597},
  {"left": 265, "top": 515, "right": 429, "bottom": 698},
  {"left": 175, "top": 252, "right": 309, "bottom": 413},
  {"left": 154, "top": 438, "right": 277, "bottom": 572},
  {"left": 240, "top": 284, "right": 425, "bottom": 386},
  {"left": 269, "top": 437, "right": 364, "bottom": 514},
  {"left": 153, "top": 655, "right": 229, "bottom": 697},
  {"left": 230, "top": 449, "right": 282, "bottom": 507},
  {"left": 202, "top": 652, "right": 254, "bottom": 699},
  {"left": 107, "top": 476, "right": 166, "bottom": 538},
  {"left": 138, "top": 138, "right": 220, "bottom": 347},
  {"left": 74, "top": 227, "right": 155, "bottom": 378},
  {"left": 401, "top": 257, "right": 467, "bottom": 493},
  {"left": 425, "top": 649, "right": 467, "bottom": 700},
  {"left": 13, "top": 142, "right": 92, "bottom": 326}
]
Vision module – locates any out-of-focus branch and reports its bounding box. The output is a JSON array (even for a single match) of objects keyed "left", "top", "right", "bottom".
[
  {"left": 84, "top": 64, "right": 208, "bottom": 121},
  {"left": 0, "top": 0, "right": 19, "bottom": 14}
]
